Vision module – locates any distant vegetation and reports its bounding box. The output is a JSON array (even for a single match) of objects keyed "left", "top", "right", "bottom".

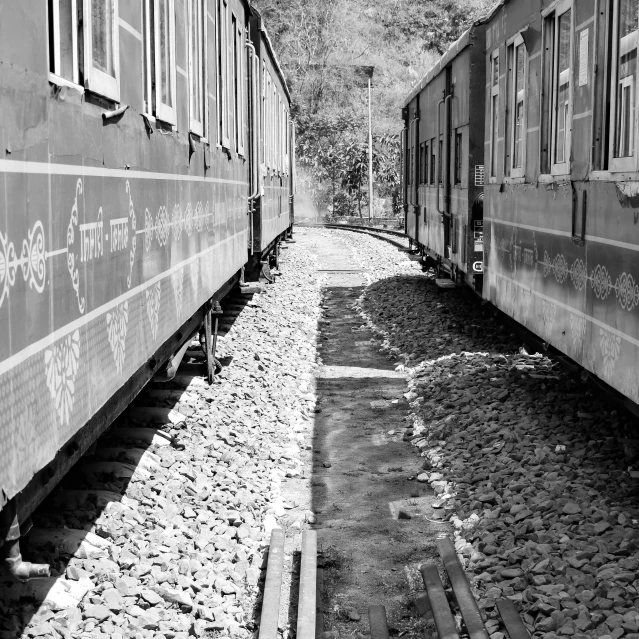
[{"left": 253, "top": 0, "right": 492, "bottom": 219}]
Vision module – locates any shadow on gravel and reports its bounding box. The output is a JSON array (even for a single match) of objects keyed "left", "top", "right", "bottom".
[
  {"left": 354, "top": 272, "right": 639, "bottom": 635},
  {"left": 0, "top": 359, "right": 209, "bottom": 638}
]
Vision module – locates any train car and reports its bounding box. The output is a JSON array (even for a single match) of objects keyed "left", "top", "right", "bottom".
[
  {"left": 402, "top": 21, "right": 487, "bottom": 291},
  {"left": 249, "top": 13, "right": 294, "bottom": 275},
  {"left": 0, "top": 0, "right": 293, "bottom": 579},
  {"left": 482, "top": 0, "right": 639, "bottom": 410}
]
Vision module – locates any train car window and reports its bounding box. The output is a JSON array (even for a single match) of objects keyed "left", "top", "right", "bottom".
[
  {"left": 265, "top": 72, "right": 271, "bottom": 170},
  {"left": 285, "top": 110, "right": 290, "bottom": 174},
  {"left": 217, "top": 0, "right": 230, "bottom": 148},
  {"left": 455, "top": 131, "right": 463, "bottom": 185},
  {"left": 506, "top": 35, "right": 527, "bottom": 177},
  {"left": 542, "top": 1, "right": 573, "bottom": 175},
  {"left": 277, "top": 94, "right": 281, "bottom": 172},
  {"left": 609, "top": 0, "right": 639, "bottom": 172},
  {"left": 188, "top": 0, "right": 207, "bottom": 138},
  {"left": 272, "top": 83, "right": 276, "bottom": 170},
  {"left": 281, "top": 98, "right": 285, "bottom": 173},
  {"left": 438, "top": 139, "right": 443, "bottom": 184},
  {"left": 235, "top": 21, "right": 245, "bottom": 156},
  {"left": 82, "top": 0, "right": 120, "bottom": 102},
  {"left": 489, "top": 50, "right": 500, "bottom": 180},
  {"left": 143, "top": 0, "right": 177, "bottom": 126},
  {"left": 424, "top": 142, "right": 429, "bottom": 185},
  {"left": 430, "top": 138, "right": 436, "bottom": 184},
  {"left": 48, "top": 0, "right": 80, "bottom": 87}
]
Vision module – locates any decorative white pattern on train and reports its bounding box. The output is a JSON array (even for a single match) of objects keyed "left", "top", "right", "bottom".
[
  {"left": 146, "top": 283, "right": 162, "bottom": 341},
  {"left": 106, "top": 302, "right": 129, "bottom": 374},
  {"left": 144, "top": 202, "right": 212, "bottom": 251},
  {"left": 173, "top": 268, "right": 185, "bottom": 319},
  {"left": 541, "top": 300, "right": 556, "bottom": 336},
  {"left": 190, "top": 258, "right": 200, "bottom": 296},
  {"left": 67, "top": 179, "right": 86, "bottom": 314},
  {"left": 126, "top": 181, "right": 137, "bottom": 289},
  {"left": 44, "top": 330, "right": 81, "bottom": 426},
  {"left": 0, "top": 221, "right": 47, "bottom": 309},
  {"left": 569, "top": 313, "right": 587, "bottom": 354},
  {"left": 600, "top": 329, "right": 622, "bottom": 380}
]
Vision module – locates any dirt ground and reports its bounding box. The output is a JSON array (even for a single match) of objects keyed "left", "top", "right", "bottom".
[{"left": 281, "top": 231, "right": 446, "bottom": 639}]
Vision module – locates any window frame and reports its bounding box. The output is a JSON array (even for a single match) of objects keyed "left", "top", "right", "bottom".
[
  {"left": 217, "top": 0, "right": 230, "bottom": 149},
  {"left": 144, "top": 0, "right": 178, "bottom": 126},
  {"left": 489, "top": 48, "right": 501, "bottom": 182},
  {"left": 506, "top": 33, "right": 527, "bottom": 178},
  {"left": 430, "top": 137, "right": 436, "bottom": 185},
  {"left": 82, "top": 0, "right": 121, "bottom": 102},
  {"left": 608, "top": 0, "right": 639, "bottom": 172},
  {"left": 543, "top": 0, "right": 574, "bottom": 176},
  {"left": 188, "top": 0, "right": 207, "bottom": 138},
  {"left": 285, "top": 109, "right": 290, "bottom": 174},
  {"left": 48, "top": 0, "right": 81, "bottom": 89},
  {"left": 454, "top": 129, "right": 463, "bottom": 185},
  {"left": 235, "top": 20, "right": 245, "bottom": 156},
  {"left": 424, "top": 141, "right": 429, "bottom": 185}
]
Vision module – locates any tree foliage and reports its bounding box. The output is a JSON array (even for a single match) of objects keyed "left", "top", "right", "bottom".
[{"left": 252, "top": 0, "right": 491, "bottom": 217}]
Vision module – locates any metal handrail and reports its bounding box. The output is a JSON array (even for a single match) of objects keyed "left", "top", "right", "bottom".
[{"left": 246, "top": 40, "right": 260, "bottom": 201}]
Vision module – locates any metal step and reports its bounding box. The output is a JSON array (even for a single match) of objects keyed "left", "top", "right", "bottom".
[
  {"left": 297, "top": 529, "right": 317, "bottom": 639},
  {"left": 436, "top": 538, "right": 489, "bottom": 639},
  {"left": 420, "top": 564, "right": 460, "bottom": 639},
  {"left": 258, "top": 528, "right": 286, "bottom": 639}
]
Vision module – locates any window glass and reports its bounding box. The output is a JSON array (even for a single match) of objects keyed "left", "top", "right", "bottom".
[
  {"left": 92, "top": 0, "right": 115, "bottom": 77},
  {"left": 455, "top": 131, "right": 462, "bottom": 184},
  {"left": 424, "top": 142, "right": 429, "bottom": 184},
  {"left": 190, "top": 0, "right": 203, "bottom": 128},
  {"left": 513, "top": 44, "right": 525, "bottom": 168},
  {"left": 59, "top": 0, "right": 76, "bottom": 79},
  {"left": 490, "top": 53, "right": 500, "bottom": 178},
  {"left": 159, "top": 0, "right": 172, "bottom": 107},
  {"left": 491, "top": 94, "right": 499, "bottom": 176},
  {"left": 218, "top": 0, "right": 230, "bottom": 147},
  {"left": 48, "top": 0, "right": 79, "bottom": 83},
  {"left": 555, "top": 9, "right": 571, "bottom": 164},
  {"left": 430, "top": 139, "right": 436, "bottom": 184},
  {"left": 614, "top": 0, "right": 638, "bottom": 157}
]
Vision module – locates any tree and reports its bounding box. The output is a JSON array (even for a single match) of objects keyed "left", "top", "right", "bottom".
[{"left": 251, "top": 0, "right": 490, "bottom": 218}]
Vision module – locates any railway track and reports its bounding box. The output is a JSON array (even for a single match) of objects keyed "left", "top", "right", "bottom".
[{"left": 297, "top": 223, "right": 409, "bottom": 250}]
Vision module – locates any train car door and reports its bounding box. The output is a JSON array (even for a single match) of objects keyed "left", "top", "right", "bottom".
[{"left": 471, "top": 193, "right": 484, "bottom": 289}]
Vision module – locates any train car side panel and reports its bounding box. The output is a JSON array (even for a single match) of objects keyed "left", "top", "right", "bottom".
[
  {"left": 0, "top": 0, "right": 255, "bottom": 503},
  {"left": 484, "top": 0, "right": 639, "bottom": 405}
]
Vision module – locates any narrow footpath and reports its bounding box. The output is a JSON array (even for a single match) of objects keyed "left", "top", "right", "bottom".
[{"left": 294, "top": 230, "right": 443, "bottom": 639}]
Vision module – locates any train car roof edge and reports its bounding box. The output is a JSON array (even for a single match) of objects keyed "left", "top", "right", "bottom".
[
  {"left": 249, "top": 3, "right": 292, "bottom": 104},
  {"left": 402, "top": 1, "right": 506, "bottom": 107}
]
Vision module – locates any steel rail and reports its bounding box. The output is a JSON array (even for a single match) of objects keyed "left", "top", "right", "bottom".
[
  {"left": 296, "top": 529, "right": 317, "bottom": 639},
  {"left": 436, "top": 537, "right": 489, "bottom": 639},
  {"left": 420, "top": 564, "right": 460, "bottom": 639},
  {"left": 258, "top": 528, "right": 286, "bottom": 639}
]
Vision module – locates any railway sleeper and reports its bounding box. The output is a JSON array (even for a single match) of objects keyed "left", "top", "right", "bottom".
[
  {"left": 419, "top": 537, "right": 529, "bottom": 639},
  {"left": 368, "top": 605, "right": 391, "bottom": 639}
]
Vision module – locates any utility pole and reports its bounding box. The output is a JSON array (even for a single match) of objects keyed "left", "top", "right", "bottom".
[{"left": 368, "top": 76, "right": 374, "bottom": 222}]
